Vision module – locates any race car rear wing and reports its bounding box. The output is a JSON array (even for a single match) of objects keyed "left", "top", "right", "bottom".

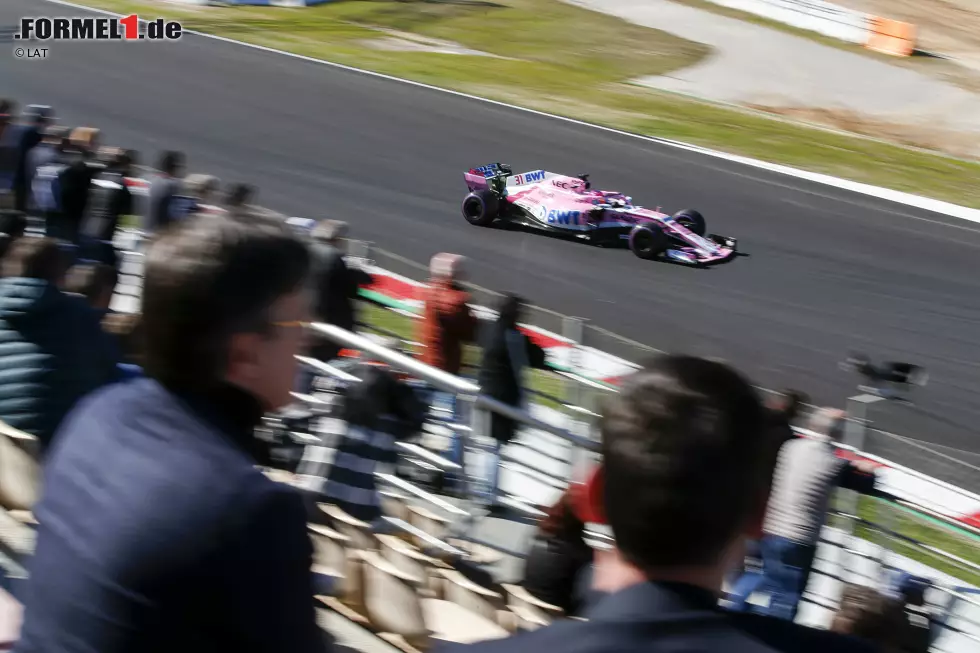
[{"left": 464, "top": 162, "right": 513, "bottom": 194}]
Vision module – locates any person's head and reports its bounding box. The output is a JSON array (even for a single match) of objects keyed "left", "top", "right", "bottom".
[
  {"left": 111, "top": 149, "right": 136, "bottom": 176},
  {"left": 769, "top": 388, "right": 807, "bottom": 423},
  {"left": 64, "top": 262, "right": 119, "bottom": 312},
  {"left": 597, "top": 355, "right": 773, "bottom": 588},
  {"left": 429, "top": 252, "right": 465, "bottom": 284},
  {"left": 41, "top": 125, "right": 69, "bottom": 148},
  {"left": 158, "top": 150, "right": 184, "bottom": 178},
  {"left": 808, "top": 407, "right": 847, "bottom": 443},
  {"left": 2, "top": 237, "right": 66, "bottom": 284},
  {"left": 224, "top": 183, "right": 255, "bottom": 209},
  {"left": 311, "top": 219, "right": 348, "bottom": 249},
  {"left": 0, "top": 99, "right": 13, "bottom": 127},
  {"left": 28, "top": 105, "right": 53, "bottom": 129},
  {"left": 69, "top": 127, "right": 100, "bottom": 157},
  {"left": 496, "top": 293, "right": 523, "bottom": 329},
  {"left": 183, "top": 174, "right": 220, "bottom": 204},
  {"left": 141, "top": 210, "right": 312, "bottom": 410}
]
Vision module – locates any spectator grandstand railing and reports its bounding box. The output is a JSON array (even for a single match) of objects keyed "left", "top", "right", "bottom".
[{"left": 293, "top": 319, "right": 978, "bottom": 649}]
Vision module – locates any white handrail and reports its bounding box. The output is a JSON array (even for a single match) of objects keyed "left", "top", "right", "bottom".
[{"left": 307, "top": 321, "right": 600, "bottom": 452}]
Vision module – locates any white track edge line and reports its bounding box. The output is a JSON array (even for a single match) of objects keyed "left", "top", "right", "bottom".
[{"left": 41, "top": 0, "right": 980, "bottom": 224}]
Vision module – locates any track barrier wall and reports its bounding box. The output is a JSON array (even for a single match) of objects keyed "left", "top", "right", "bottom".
[{"left": 702, "top": 0, "right": 918, "bottom": 56}]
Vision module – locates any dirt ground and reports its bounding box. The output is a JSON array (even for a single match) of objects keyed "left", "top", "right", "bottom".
[{"left": 835, "top": 0, "right": 980, "bottom": 70}]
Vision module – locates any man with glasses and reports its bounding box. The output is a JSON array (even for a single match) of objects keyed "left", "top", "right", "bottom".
[{"left": 16, "top": 210, "right": 333, "bottom": 653}]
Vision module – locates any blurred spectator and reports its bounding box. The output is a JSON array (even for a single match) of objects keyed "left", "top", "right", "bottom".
[
  {"left": 0, "top": 210, "right": 27, "bottom": 262},
  {"left": 0, "top": 236, "right": 121, "bottom": 452},
  {"left": 831, "top": 583, "right": 931, "bottom": 653},
  {"left": 766, "top": 389, "right": 807, "bottom": 446},
  {"left": 477, "top": 293, "right": 546, "bottom": 503},
  {"left": 323, "top": 346, "right": 425, "bottom": 527},
  {"left": 26, "top": 125, "right": 69, "bottom": 211},
  {"left": 0, "top": 99, "right": 13, "bottom": 143},
  {"left": 727, "top": 408, "right": 878, "bottom": 621},
  {"left": 53, "top": 127, "right": 101, "bottom": 245},
  {"left": 520, "top": 484, "right": 595, "bottom": 616},
  {"left": 224, "top": 182, "right": 255, "bottom": 210},
  {"left": 183, "top": 173, "right": 223, "bottom": 216},
  {"left": 63, "top": 261, "right": 118, "bottom": 316},
  {"left": 418, "top": 252, "right": 478, "bottom": 375},
  {"left": 15, "top": 211, "right": 333, "bottom": 653},
  {"left": 439, "top": 355, "right": 873, "bottom": 653},
  {"left": 81, "top": 148, "right": 137, "bottom": 249},
  {"left": 145, "top": 150, "right": 184, "bottom": 233},
  {"left": 296, "top": 219, "right": 372, "bottom": 394},
  {"left": 30, "top": 129, "right": 71, "bottom": 232},
  {"left": 0, "top": 105, "right": 53, "bottom": 213}
]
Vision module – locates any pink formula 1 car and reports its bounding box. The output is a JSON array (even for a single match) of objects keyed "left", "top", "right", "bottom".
[{"left": 461, "top": 163, "right": 737, "bottom": 265}]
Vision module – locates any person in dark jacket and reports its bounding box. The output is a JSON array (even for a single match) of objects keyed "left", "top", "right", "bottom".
[
  {"left": 15, "top": 209, "right": 333, "bottom": 653},
  {"left": 0, "top": 236, "right": 121, "bottom": 452},
  {"left": 144, "top": 150, "right": 184, "bottom": 234},
  {"left": 81, "top": 148, "right": 136, "bottom": 247},
  {"left": 322, "top": 353, "right": 425, "bottom": 526},
  {"left": 476, "top": 293, "right": 546, "bottom": 503},
  {"left": 224, "top": 182, "right": 255, "bottom": 211},
  {"left": 0, "top": 105, "right": 53, "bottom": 213},
  {"left": 26, "top": 125, "right": 69, "bottom": 197},
  {"left": 520, "top": 484, "right": 595, "bottom": 616},
  {"left": 436, "top": 356, "right": 876, "bottom": 653},
  {"left": 296, "top": 219, "right": 372, "bottom": 394},
  {"left": 52, "top": 127, "right": 102, "bottom": 245}
]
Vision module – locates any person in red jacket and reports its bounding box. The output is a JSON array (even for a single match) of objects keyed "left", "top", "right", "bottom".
[
  {"left": 417, "top": 252, "right": 478, "bottom": 375},
  {"left": 416, "top": 253, "right": 479, "bottom": 492}
]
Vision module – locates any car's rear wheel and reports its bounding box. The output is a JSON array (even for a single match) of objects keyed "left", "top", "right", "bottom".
[
  {"left": 629, "top": 223, "right": 670, "bottom": 260},
  {"left": 673, "top": 209, "right": 706, "bottom": 236},
  {"left": 462, "top": 190, "right": 499, "bottom": 226}
]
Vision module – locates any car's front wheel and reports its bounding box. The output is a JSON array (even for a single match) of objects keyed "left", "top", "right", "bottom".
[
  {"left": 629, "top": 223, "right": 670, "bottom": 260},
  {"left": 461, "top": 190, "right": 499, "bottom": 226},
  {"left": 673, "top": 209, "right": 706, "bottom": 236}
]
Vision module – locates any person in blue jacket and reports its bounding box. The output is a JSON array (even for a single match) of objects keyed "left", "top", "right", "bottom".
[{"left": 0, "top": 235, "right": 121, "bottom": 452}]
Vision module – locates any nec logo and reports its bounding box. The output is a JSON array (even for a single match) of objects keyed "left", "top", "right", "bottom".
[
  {"left": 547, "top": 209, "right": 581, "bottom": 225},
  {"left": 514, "top": 170, "right": 545, "bottom": 185}
]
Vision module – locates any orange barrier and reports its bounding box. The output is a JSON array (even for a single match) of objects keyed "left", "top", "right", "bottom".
[{"left": 865, "top": 16, "right": 916, "bottom": 57}]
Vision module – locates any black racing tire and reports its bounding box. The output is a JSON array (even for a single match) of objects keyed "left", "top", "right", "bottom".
[
  {"left": 673, "top": 209, "right": 706, "bottom": 237},
  {"left": 461, "top": 190, "right": 499, "bottom": 227},
  {"left": 629, "top": 223, "right": 670, "bottom": 260}
]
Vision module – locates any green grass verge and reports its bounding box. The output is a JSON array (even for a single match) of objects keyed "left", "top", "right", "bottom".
[
  {"left": 74, "top": 0, "right": 980, "bottom": 208},
  {"left": 363, "top": 299, "right": 979, "bottom": 584},
  {"left": 833, "top": 498, "right": 980, "bottom": 587}
]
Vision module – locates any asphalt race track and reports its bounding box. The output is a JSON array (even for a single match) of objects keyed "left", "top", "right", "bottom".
[{"left": 3, "top": 0, "right": 980, "bottom": 486}]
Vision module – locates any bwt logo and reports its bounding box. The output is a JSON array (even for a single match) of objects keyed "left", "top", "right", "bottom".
[
  {"left": 16, "top": 16, "right": 182, "bottom": 41},
  {"left": 514, "top": 170, "right": 545, "bottom": 185},
  {"left": 547, "top": 209, "right": 581, "bottom": 225}
]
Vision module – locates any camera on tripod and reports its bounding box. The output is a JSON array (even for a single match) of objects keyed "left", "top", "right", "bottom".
[{"left": 840, "top": 353, "right": 928, "bottom": 402}]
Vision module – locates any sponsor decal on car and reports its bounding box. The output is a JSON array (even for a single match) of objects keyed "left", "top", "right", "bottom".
[
  {"left": 533, "top": 204, "right": 548, "bottom": 222},
  {"left": 512, "top": 170, "right": 546, "bottom": 185},
  {"left": 547, "top": 209, "right": 581, "bottom": 225},
  {"left": 476, "top": 164, "right": 501, "bottom": 177},
  {"left": 552, "top": 179, "right": 576, "bottom": 190}
]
